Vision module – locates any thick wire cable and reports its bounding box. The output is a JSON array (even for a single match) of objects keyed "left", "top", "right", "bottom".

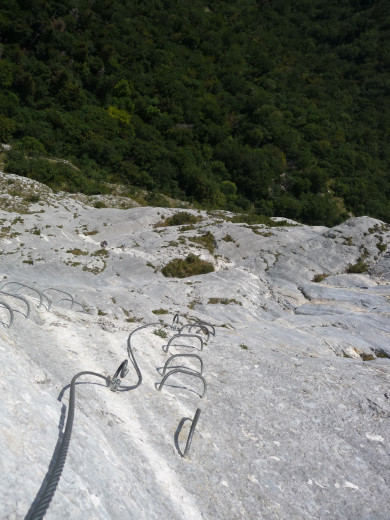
[
  {"left": 28, "top": 372, "right": 109, "bottom": 520},
  {"left": 27, "top": 320, "right": 189, "bottom": 518},
  {"left": 118, "top": 322, "right": 160, "bottom": 391}
]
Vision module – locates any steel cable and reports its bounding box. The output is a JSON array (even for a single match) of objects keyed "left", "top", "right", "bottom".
[
  {"left": 118, "top": 322, "right": 160, "bottom": 391},
  {"left": 27, "top": 372, "right": 109, "bottom": 520},
  {"left": 27, "top": 319, "right": 204, "bottom": 518}
]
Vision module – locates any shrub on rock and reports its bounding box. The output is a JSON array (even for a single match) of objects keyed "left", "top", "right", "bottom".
[{"left": 162, "top": 253, "right": 214, "bottom": 278}]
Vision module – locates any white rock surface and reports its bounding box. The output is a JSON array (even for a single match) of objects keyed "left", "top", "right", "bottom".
[{"left": 0, "top": 172, "right": 389, "bottom": 519}]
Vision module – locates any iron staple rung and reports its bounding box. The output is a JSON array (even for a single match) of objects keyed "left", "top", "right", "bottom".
[
  {"left": 158, "top": 368, "right": 207, "bottom": 398},
  {"left": 0, "top": 301, "right": 14, "bottom": 328},
  {"left": 183, "top": 408, "right": 201, "bottom": 457},
  {"left": 165, "top": 333, "right": 204, "bottom": 352},
  {"left": 162, "top": 353, "right": 204, "bottom": 376},
  {"left": 0, "top": 291, "right": 31, "bottom": 318}
]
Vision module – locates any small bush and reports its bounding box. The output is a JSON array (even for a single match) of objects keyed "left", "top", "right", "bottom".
[
  {"left": 208, "top": 297, "right": 242, "bottom": 305},
  {"left": 162, "top": 253, "right": 214, "bottom": 278},
  {"left": 229, "top": 214, "right": 291, "bottom": 227},
  {"left": 312, "top": 273, "right": 329, "bottom": 283},
  {"left": 93, "top": 200, "right": 107, "bottom": 208},
  {"left": 347, "top": 258, "right": 369, "bottom": 273},
  {"left": 222, "top": 234, "right": 235, "bottom": 242},
  {"left": 92, "top": 249, "right": 109, "bottom": 257},
  {"left": 67, "top": 248, "right": 88, "bottom": 256},
  {"left": 25, "top": 193, "right": 40, "bottom": 203},
  {"left": 189, "top": 231, "right": 216, "bottom": 253},
  {"left": 153, "top": 328, "right": 168, "bottom": 338},
  {"left": 146, "top": 191, "right": 171, "bottom": 207},
  {"left": 152, "top": 308, "right": 169, "bottom": 314},
  {"left": 155, "top": 212, "right": 202, "bottom": 227}
]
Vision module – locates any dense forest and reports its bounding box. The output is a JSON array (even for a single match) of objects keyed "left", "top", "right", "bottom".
[{"left": 0, "top": 0, "right": 389, "bottom": 225}]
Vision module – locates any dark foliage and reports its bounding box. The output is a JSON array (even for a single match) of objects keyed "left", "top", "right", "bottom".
[{"left": 1, "top": 0, "right": 389, "bottom": 225}]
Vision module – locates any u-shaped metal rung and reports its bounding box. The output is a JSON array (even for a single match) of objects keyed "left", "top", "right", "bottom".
[
  {"left": 42, "top": 288, "right": 74, "bottom": 310},
  {"left": 158, "top": 368, "right": 207, "bottom": 397},
  {"left": 73, "top": 301, "right": 86, "bottom": 313},
  {"left": 11, "top": 283, "right": 50, "bottom": 310},
  {"left": 183, "top": 408, "right": 201, "bottom": 457},
  {"left": 165, "top": 333, "right": 204, "bottom": 352},
  {"left": 0, "top": 291, "right": 30, "bottom": 318},
  {"left": 0, "top": 301, "right": 14, "bottom": 328},
  {"left": 0, "top": 281, "right": 14, "bottom": 291},
  {"left": 193, "top": 321, "right": 215, "bottom": 336},
  {"left": 162, "top": 354, "right": 204, "bottom": 376},
  {"left": 178, "top": 324, "right": 210, "bottom": 340}
]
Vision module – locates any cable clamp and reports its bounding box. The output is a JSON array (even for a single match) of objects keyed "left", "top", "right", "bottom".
[{"left": 109, "top": 360, "right": 129, "bottom": 392}]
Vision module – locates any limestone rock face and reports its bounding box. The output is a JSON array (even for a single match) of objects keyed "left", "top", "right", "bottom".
[{"left": 0, "top": 172, "right": 389, "bottom": 519}]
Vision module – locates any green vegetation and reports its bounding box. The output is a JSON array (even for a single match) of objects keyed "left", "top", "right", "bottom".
[
  {"left": 153, "top": 328, "right": 168, "bottom": 339},
  {"left": 188, "top": 231, "right": 216, "bottom": 253},
  {"left": 252, "top": 229, "right": 274, "bottom": 237},
  {"left": 208, "top": 297, "right": 242, "bottom": 305},
  {"left": 152, "top": 308, "right": 169, "bottom": 315},
  {"left": 162, "top": 253, "right": 214, "bottom": 278},
  {"left": 92, "top": 248, "right": 109, "bottom": 257},
  {"left": 66, "top": 248, "right": 88, "bottom": 256},
  {"left": 1, "top": 1, "right": 389, "bottom": 225},
  {"left": 222, "top": 234, "right": 235, "bottom": 243},
  {"left": 376, "top": 236, "right": 387, "bottom": 252},
  {"left": 347, "top": 258, "right": 369, "bottom": 273},
  {"left": 93, "top": 200, "right": 107, "bottom": 209},
  {"left": 230, "top": 214, "right": 291, "bottom": 226},
  {"left": 312, "top": 273, "right": 329, "bottom": 283},
  {"left": 155, "top": 212, "right": 202, "bottom": 227}
]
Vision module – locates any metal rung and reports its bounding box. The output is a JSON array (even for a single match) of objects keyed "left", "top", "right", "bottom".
[
  {"left": 178, "top": 323, "right": 210, "bottom": 340},
  {"left": 165, "top": 333, "right": 204, "bottom": 353},
  {"left": 73, "top": 301, "right": 86, "bottom": 313},
  {"left": 42, "top": 288, "right": 75, "bottom": 310},
  {"left": 0, "top": 291, "right": 31, "bottom": 318},
  {"left": 0, "top": 301, "right": 14, "bottom": 328},
  {"left": 162, "top": 353, "right": 204, "bottom": 376},
  {"left": 158, "top": 368, "right": 207, "bottom": 398},
  {"left": 183, "top": 408, "right": 201, "bottom": 457},
  {"left": 6, "top": 282, "right": 50, "bottom": 310},
  {"left": 193, "top": 321, "right": 215, "bottom": 336}
]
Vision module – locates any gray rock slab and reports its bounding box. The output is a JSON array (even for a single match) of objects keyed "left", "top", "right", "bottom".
[{"left": 0, "top": 173, "right": 389, "bottom": 519}]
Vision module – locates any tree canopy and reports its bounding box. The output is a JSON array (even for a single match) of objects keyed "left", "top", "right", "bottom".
[{"left": 1, "top": 0, "right": 389, "bottom": 225}]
